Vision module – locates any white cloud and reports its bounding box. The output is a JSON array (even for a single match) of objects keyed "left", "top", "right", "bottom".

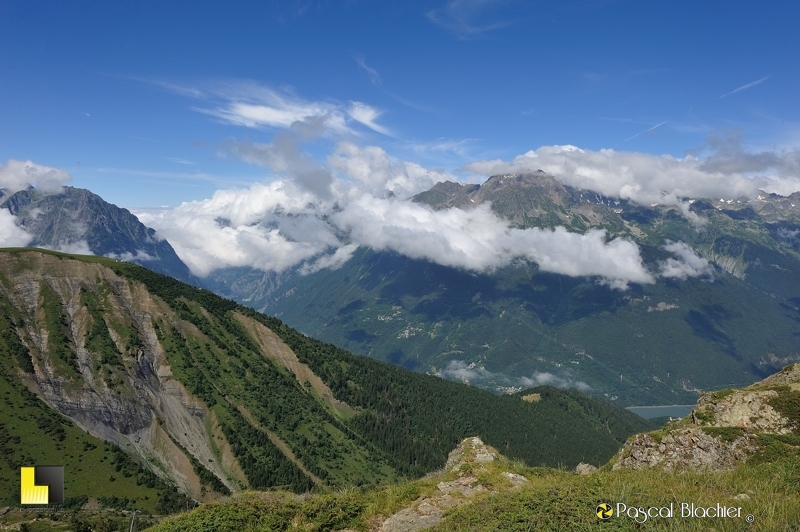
[
  {"left": 463, "top": 144, "right": 800, "bottom": 208},
  {"left": 159, "top": 79, "right": 389, "bottom": 137},
  {"left": 0, "top": 209, "right": 33, "bottom": 247},
  {"left": 331, "top": 196, "right": 653, "bottom": 288},
  {"left": 38, "top": 240, "right": 93, "bottom": 255},
  {"left": 347, "top": 102, "right": 392, "bottom": 136},
  {"left": 134, "top": 180, "right": 336, "bottom": 277},
  {"left": 197, "top": 82, "right": 348, "bottom": 132},
  {"left": 225, "top": 134, "right": 335, "bottom": 198},
  {"left": 0, "top": 159, "right": 71, "bottom": 194},
  {"left": 328, "top": 141, "right": 451, "bottom": 198},
  {"left": 139, "top": 162, "right": 653, "bottom": 288},
  {"left": 105, "top": 250, "right": 155, "bottom": 262},
  {"left": 147, "top": 140, "right": 799, "bottom": 290},
  {"left": 438, "top": 360, "right": 591, "bottom": 391},
  {"left": 658, "top": 241, "right": 714, "bottom": 280},
  {"left": 299, "top": 243, "right": 358, "bottom": 275}
]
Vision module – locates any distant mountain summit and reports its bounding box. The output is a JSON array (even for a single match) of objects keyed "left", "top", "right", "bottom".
[
  {"left": 414, "top": 171, "right": 800, "bottom": 231},
  {"left": 413, "top": 171, "right": 625, "bottom": 232},
  {"left": 0, "top": 186, "right": 199, "bottom": 285}
]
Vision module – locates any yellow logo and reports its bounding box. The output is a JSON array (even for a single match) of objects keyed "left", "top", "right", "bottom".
[
  {"left": 20, "top": 466, "right": 64, "bottom": 505},
  {"left": 596, "top": 503, "right": 613, "bottom": 520}
]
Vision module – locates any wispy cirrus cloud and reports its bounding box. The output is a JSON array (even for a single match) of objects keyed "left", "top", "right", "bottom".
[
  {"left": 406, "top": 137, "right": 478, "bottom": 159},
  {"left": 91, "top": 167, "right": 256, "bottom": 188},
  {"left": 720, "top": 76, "right": 769, "bottom": 99},
  {"left": 153, "top": 79, "right": 391, "bottom": 137},
  {"left": 427, "top": 0, "right": 514, "bottom": 38},
  {"left": 354, "top": 54, "right": 382, "bottom": 86},
  {"left": 348, "top": 102, "right": 393, "bottom": 136},
  {"left": 165, "top": 157, "right": 196, "bottom": 165},
  {"left": 620, "top": 120, "right": 668, "bottom": 144},
  {"left": 599, "top": 117, "right": 652, "bottom": 125}
]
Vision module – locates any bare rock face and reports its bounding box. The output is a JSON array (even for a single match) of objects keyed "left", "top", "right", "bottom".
[
  {"left": 613, "top": 429, "right": 759, "bottom": 472},
  {"left": 574, "top": 462, "right": 597, "bottom": 475},
  {"left": 694, "top": 389, "right": 793, "bottom": 434},
  {"left": 613, "top": 363, "right": 799, "bottom": 472}
]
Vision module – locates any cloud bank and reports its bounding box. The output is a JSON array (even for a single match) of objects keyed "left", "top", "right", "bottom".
[
  {"left": 462, "top": 143, "right": 800, "bottom": 208},
  {"left": 136, "top": 125, "right": 799, "bottom": 290},
  {"left": 138, "top": 140, "right": 656, "bottom": 288}
]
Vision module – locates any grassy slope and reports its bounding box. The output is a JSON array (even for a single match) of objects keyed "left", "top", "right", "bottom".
[{"left": 145, "top": 448, "right": 800, "bottom": 532}]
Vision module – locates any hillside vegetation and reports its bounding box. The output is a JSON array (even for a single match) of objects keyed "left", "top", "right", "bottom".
[
  {"left": 0, "top": 248, "right": 651, "bottom": 520},
  {"left": 146, "top": 364, "right": 800, "bottom": 532}
]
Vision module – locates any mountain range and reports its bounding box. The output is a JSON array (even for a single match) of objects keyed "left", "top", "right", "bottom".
[
  {"left": 205, "top": 172, "right": 800, "bottom": 405},
  {"left": 4, "top": 175, "right": 800, "bottom": 407}
]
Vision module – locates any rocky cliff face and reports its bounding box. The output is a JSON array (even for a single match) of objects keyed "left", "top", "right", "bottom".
[
  {"left": 0, "top": 252, "right": 241, "bottom": 500},
  {"left": 613, "top": 363, "right": 800, "bottom": 471}
]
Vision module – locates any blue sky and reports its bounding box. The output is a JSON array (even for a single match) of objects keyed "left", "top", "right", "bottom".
[{"left": 2, "top": 0, "right": 798, "bottom": 209}]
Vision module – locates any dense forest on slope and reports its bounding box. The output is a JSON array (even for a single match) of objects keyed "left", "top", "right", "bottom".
[
  {"left": 148, "top": 362, "right": 800, "bottom": 532},
  {"left": 104, "top": 252, "right": 653, "bottom": 473}
]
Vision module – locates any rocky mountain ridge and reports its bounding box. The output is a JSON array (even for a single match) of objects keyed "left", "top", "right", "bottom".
[{"left": 1, "top": 186, "right": 199, "bottom": 285}]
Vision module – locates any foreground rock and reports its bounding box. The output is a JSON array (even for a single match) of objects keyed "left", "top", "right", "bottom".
[
  {"left": 614, "top": 363, "right": 800, "bottom": 471},
  {"left": 379, "top": 437, "right": 528, "bottom": 532}
]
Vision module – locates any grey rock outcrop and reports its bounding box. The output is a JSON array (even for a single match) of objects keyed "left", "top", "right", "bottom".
[
  {"left": 574, "top": 462, "right": 597, "bottom": 475},
  {"left": 613, "top": 363, "right": 800, "bottom": 472},
  {"left": 0, "top": 252, "right": 240, "bottom": 500},
  {"left": 613, "top": 428, "right": 759, "bottom": 471}
]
